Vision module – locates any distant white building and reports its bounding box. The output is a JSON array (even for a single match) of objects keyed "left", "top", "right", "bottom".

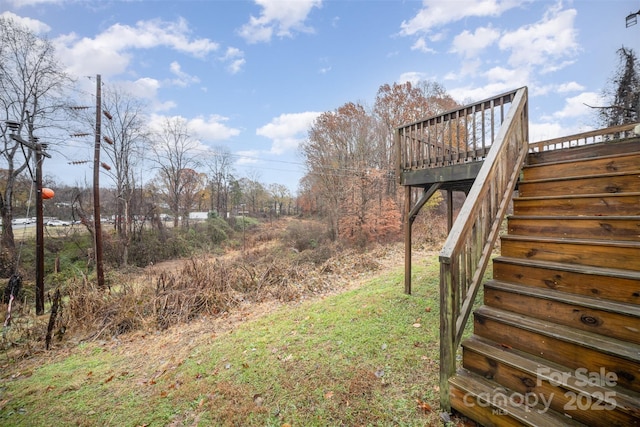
[{"left": 188, "top": 211, "right": 209, "bottom": 220}]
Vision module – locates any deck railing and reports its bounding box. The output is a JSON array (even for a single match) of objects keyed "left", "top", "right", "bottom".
[
  {"left": 397, "top": 90, "right": 520, "bottom": 172},
  {"left": 529, "top": 122, "right": 639, "bottom": 152},
  {"left": 438, "top": 87, "right": 529, "bottom": 410}
]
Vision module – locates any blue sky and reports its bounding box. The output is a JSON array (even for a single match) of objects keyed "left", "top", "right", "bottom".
[{"left": 3, "top": 0, "right": 640, "bottom": 193}]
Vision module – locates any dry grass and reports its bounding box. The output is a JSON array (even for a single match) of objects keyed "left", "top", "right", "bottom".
[{"left": 2, "top": 217, "right": 424, "bottom": 360}]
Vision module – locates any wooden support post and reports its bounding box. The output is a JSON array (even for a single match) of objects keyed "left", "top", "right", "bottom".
[
  {"left": 447, "top": 189, "right": 453, "bottom": 231},
  {"left": 404, "top": 183, "right": 443, "bottom": 295},
  {"left": 439, "top": 259, "right": 455, "bottom": 411},
  {"left": 404, "top": 185, "right": 412, "bottom": 295}
]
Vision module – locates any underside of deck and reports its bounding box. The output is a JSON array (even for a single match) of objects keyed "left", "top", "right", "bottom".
[{"left": 401, "top": 161, "right": 483, "bottom": 193}]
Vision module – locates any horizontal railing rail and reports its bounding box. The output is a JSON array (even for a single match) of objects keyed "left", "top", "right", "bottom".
[{"left": 529, "top": 122, "right": 639, "bottom": 152}]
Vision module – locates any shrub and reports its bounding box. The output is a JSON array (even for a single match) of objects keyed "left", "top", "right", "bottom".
[{"left": 286, "top": 220, "right": 329, "bottom": 252}]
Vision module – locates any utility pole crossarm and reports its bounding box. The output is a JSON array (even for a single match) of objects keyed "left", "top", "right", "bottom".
[{"left": 8, "top": 134, "right": 52, "bottom": 158}]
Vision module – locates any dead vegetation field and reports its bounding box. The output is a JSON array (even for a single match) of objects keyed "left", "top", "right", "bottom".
[{"left": 0, "top": 216, "right": 460, "bottom": 426}]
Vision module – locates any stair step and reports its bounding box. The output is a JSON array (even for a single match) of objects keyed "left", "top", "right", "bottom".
[
  {"left": 500, "top": 235, "right": 640, "bottom": 271},
  {"left": 492, "top": 257, "right": 640, "bottom": 304},
  {"left": 460, "top": 335, "right": 640, "bottom": 426},
  {"left": 450, "top": 368, "right": 587, "bottom": 426},
  {"left": 473, "top": 306, "right": 640, "bottom": 393},
  {"left": 527, "top": 138, "right": 640, "bottom": 166},
  {"left": 484, "top": 280, "right": 640, "bottom": 344},
  {"left": 523, "top": 151, "right": 640, "bottom": 181},
  {"left": 507, "top": 215, "right": 640, "bottom": 241},
  {"left": 513, "top": 192, "right": 640, "bottom": 216},
  {"left": 518, "top": 172, "right": 640, "bottom": 198}
]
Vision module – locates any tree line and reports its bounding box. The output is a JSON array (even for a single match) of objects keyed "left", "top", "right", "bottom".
[{"left": 0, "top": 17, "right": 296, "bottom": 272}]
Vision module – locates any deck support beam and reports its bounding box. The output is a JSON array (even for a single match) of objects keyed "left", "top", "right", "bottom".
[{"left": 404, "top": 183, "right": 442, "bottom": 295}]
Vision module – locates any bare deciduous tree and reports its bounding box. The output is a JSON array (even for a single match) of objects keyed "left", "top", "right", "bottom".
[
  {"left": 0, "top": 17, "right": 71, "bottom": 262},
  {"left": 204, "top": 146, "right": 235, "bottom": 216},
  {"left": 151, "top": 117, "right": 201, "bottom": 227},
  {"left": 101, "top": 87, "right": 150, "bottom": 266}
]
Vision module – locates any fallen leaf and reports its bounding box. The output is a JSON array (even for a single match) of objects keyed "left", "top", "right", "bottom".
[
  {"left": 425, "top": 307, "right": 431, "bottom": 312},
  {"left": 324, "top": 391, "right": 334, "bottom": 399},
  {"left": 416, "top": 399, "right": 432, "bottom": 413},
  {"left": 413, "top": 323, "right": 421, "bottom": 328},
  {"left": 104, "top": 375, "right": 115, "bottom": 383}
]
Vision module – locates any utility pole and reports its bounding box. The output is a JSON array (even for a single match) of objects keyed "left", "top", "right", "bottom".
[
  {"left": 5, "top": 120, "right": 50, "bottom": 315},
  {"left": 34, "top": 140, "right": 45, "bottom": 314},
  {"left": 93, "top": 74, "right": 105, "bottom": 289}
]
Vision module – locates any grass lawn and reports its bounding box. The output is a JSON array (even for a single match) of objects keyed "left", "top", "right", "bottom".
[{"left": 0, "top": 253, "right": 467, "bottom": 426}]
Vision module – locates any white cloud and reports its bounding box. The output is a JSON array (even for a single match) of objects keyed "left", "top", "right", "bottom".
[
  {"left": 556, "top": 81, "right": 585, "bottom": 93},
  {"left": 535, "top": 81, "right": 585, "bottom": 96},
  {"left": 188, "top": 115, "right": 241, "bottom": 141},
  {"left": 238, "top": 0, "right": 322, "bottom": 44},
  {"left": 6, "top": 0, "right": 61, "bottom": 8},
  {"left": 529, "top": 121, "right": 593, "bottom": 143},
  {"left": 548, "top": 91, "right": 603, "bottom": 120},
  {"left": 257, "top": 111, "right": 321, "bottom": 154},
  {"left": 398, "top": 71, "right": 431, "bottom": 85},
  {"left": 483, "top": 65, "right": 529, "bottom": 85},
  {"left": 53, "top": 17, "right": 219, "bottom": 78},
  {"left": 399, "top": 0, "right": 523, "bottom": 36},
  {"left": 499, "top": 6, "right": 579, "bottom": 69},
  {"left": 235, "top": 150, "right": 261, "bottom": 165},
  {"left": 410, "top": 37, "right": 436, "bottom": 53},
  {"left": 450, "top": 26, "right": 500, "bottom": 58},
  {"left": 169, "top": 61, "right": 200, "bottom": 87},
  {"left": 445, "top": 58, "right": 482, "bottom": 80},
  {"left": 0, "top": 11, "right": 50, "bottom": 33},
  {"left": 118, "top": 77, "right": 161, "bottom": 99},
  {"left": 220, "top": 47, "right": 246, "bottom": 74},
  {"left": 449, "top": 82, "right": 516, "bottom": 104}
]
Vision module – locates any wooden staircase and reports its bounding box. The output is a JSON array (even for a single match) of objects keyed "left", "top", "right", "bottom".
[{"left": 449, "top": 137, "right": 640, "bottom": 426}]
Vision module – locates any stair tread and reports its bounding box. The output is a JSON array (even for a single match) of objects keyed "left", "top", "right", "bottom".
[
  {"left": 519, "top": 170, "right": 640, "bottom": 184},
  {"left": 514, "top": 191, "right": 640, "bottom": 201},
  {"left": 475, "top": 306, "right": 640, "bottom": 362},
  {"left": 523, "top": 150, "right": 640, "bottom": 170},
  {"left": 485, "top": 280, "right": 640, "bottom": 318},
  {"left": 462, "top": 335, "right": 640, "bottom": 411},
  {"left": 451, "top": 368, "right": 588, "bottom": 426},
  {"left": 494, "top": 256, "right": 640, "bottom": 281},
  {"left": 501, "top": 234, "right": 640, "bottom": 248},
  {"left": 526, "top": 138, "right": 640, "bottom": 165},
  {"left": 508, "top": 215, "right": 640, "bottom": 220}
]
